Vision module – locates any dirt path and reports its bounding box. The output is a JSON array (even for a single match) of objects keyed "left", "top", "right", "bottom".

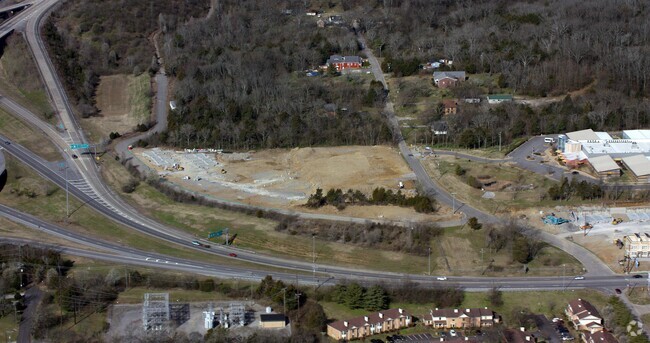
[{"left": 515, "top": 79, "right": 598, "bottom": 107}]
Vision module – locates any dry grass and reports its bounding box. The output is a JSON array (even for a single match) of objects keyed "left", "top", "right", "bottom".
[
  {"left": 85, "top": 73, "right": 152, "bottom": 142},
  {"left": 0, "top": 107, "right": 61, "bottom": 161}
]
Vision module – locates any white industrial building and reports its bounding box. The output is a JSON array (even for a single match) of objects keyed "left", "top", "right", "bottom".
[{"left": 559, "top": 129, "right": 650, "bottom": 180}]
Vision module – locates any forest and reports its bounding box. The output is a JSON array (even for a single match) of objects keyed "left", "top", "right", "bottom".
[
  {"left": 44, "top": 0, "right": 650, "bottom": 150},
  {"left": 161, "top": 0, "right": 392, "bottom": 149}
]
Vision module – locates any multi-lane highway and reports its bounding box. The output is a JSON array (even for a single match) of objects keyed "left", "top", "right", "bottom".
[{"left": 0, "top": 204, "right": 640, "bottom": 292}]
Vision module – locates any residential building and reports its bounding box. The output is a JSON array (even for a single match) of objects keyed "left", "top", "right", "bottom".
[
  {"left": 582, "top": 331, "right": 618, "bottom": 343},
  {"left": 442, "top": 99, "right": 458, "bottom": 115},
  {"left": 464, "top": 97, "right": 481, "bottom": 104},
  {"left": 327, "top": 308, "right": 412, "bottom": 341},
  {"left": 433, "top": 71, "right": 466, "bottom": 88},
  {"left": 486, "top": 94, "right": 513, "bottom": 104},
  {"left": 565, "top": 299, "right": 604, "bottom": 333},
  {"left": 260, "top": 314, "right": 287, "bottom": 328},
  {"left": 421, "top": 307, "right": 499, "bottom": 328},
  {"left": 503, "top": 327, "right": 537, "bottom": 343},
  {"left": 326, "top": 55, "right": 362, "bottom": 71},
  {"left": 624, "top": 233, "right": 650, "bottom": 258}
]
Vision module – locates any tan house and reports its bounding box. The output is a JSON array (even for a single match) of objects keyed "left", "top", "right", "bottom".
[
  {"left": 582, "top": 331, "right": 618, "bottom": 343},
  {"left": 260, "top": 314, "right": 287, "bottom": 328},
  {"left": 327, "top": 308, "right": 412, "bottom": 341},
  {"left": 442, "top": 99, "right": 458, "bottom": 115},
  {"left": 565, "top": 299, "right": 604, "bottom": 333},
  {"left": 421, "top": 307, "right": 499, "bottom": 328}
]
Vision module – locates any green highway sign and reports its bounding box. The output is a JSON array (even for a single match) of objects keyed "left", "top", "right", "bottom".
[
  {"left": 208, "top": 230, "right": 223, "bottom": 239},
  {"left": 70, "top": 143, "right": 90, "bottom": 150}
]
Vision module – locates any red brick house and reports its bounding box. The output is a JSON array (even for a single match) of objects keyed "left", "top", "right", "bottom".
[
  {"left": 326, "top": 55, "right": 363, "bottom": 71},
  {"left": 433, "top": 71, "right": 466, "bottom": 88}
]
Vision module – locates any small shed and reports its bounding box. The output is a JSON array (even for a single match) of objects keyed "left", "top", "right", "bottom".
[{"left": 260, "top": 314, "right": 287, "bottom": 328}]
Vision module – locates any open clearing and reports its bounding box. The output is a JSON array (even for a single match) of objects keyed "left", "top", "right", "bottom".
[
  {"left": 135, "top": 146, "right": 459, "bottom": 222},
  {"left": 86, "top": 73, "right": 151, "bottom": 139}
]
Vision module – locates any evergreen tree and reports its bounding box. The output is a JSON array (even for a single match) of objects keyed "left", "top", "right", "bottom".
[
  {"left": 344, "top": 283, "right": 365, "bottom": 309},
  {"left": 364, "top": 285, "right": 389, "bottom": 311}
]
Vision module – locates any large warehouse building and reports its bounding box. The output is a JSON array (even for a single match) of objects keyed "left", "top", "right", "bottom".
[{"left": 559, "top": 129, "right": 650, "bottom": 181}]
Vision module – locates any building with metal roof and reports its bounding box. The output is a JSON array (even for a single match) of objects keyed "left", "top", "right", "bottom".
[
  {"left": 621, "top": 155, "right": 650, "bottom": 181},
  {"left": 587, "top": 155, "right": 620, "bottom": 177}
]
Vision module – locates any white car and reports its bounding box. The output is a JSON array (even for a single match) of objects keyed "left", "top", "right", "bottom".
[
  {"left": 574, "top": 276, "right": 585, "bottom": 280},
  {"left": 436, "top": 276, "right": 448, "bottom": 281},
  {"left": 450, "top": 330, "right": 457, "bottom": 337}
]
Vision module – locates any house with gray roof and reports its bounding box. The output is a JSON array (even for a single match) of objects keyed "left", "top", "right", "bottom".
[{"left": 433, "top": 71, "right": 466, "bottom": 88}]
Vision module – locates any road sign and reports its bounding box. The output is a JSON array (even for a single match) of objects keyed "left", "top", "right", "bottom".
[
  {"left": 208, "top": 230, "right": 223, "bottom": 239},
  {"left": 70, "top": 143, "right": 89, "bottom": 150}
]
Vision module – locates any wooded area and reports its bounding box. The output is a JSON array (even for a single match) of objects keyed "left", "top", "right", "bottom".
[
  {"left": 43, "top": 0, "right": 208, "bottom": 117},
  {"left": 161, "top": 0, "right": 391, "bottom": 149}
]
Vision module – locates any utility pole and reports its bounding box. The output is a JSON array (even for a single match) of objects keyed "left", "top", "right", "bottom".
[
  {"left": 65, "top": 160, "right": 69, "bottom": 223},
  {"left": 498, "top": 132, "right": 502, "bottom": 152},
  {"left": 562, "top": 264, "right": 565, "bottom": 290},
  {"left": 451, "top": 193, "right": 457, "bottom": 213},
  {"left": 312, "top": 235, "right": 316, "bottom": 281},
  {"left": 428, "top": 247, "right": 431, "bottom": 276}
]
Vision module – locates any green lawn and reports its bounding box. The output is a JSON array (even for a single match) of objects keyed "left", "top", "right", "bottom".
[
  {"left": 0, "top": 314, "right": 18, "bottom": 342},
  {"left": 0, "top": 107, "right": 61, "bottom": 161},
  {"left": 626, "top": 287, "right": 650, "bottom": 305}
]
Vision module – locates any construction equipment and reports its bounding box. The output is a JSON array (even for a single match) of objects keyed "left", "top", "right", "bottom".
[
  {"left": 612, "top": 218, "right": 623, "bottom": 225},
  {"left": 580, "top": 223, "right": 593, "bottom": 230},
  {"left": 542, "top": 215, "right": 570, "bottom": 225}
]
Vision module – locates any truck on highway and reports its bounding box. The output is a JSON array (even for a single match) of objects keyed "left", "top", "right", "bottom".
[{"left": 191, "top": 240, "right": 211, "bottom": 248}]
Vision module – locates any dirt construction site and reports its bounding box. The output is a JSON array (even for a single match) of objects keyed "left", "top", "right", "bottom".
[{"left": 134, "top": 146, "right": 455, "bottom": 221}]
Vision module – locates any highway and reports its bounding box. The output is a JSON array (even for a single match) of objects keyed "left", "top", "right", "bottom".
[{"left": 0, "top": 204, "right": 640, "bottom": 292}]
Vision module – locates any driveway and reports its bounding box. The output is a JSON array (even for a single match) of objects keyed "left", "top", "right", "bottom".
[
  {"left": 526, "top": 314, "right": 563, "bottom": 343},
  {"left": 18, "top": 286, "right": 44, "bottom": 343}
]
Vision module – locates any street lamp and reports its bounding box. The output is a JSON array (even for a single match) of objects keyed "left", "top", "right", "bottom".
[{"left": 451, "top": 193, "right": 457, "bottom": 213}]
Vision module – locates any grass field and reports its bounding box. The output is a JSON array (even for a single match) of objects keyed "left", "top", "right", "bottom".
[
  {"left": 0, "top": 155, "right": 302, "bottom": 273},
  {"left": 0, "top": 107, "right": 61, "bottom": 161},
  {"left": 423, "top": 157, "right": 558, "bottom": 212},
  {"left": 129, "top": 73, "right": 152, "bottom": 124},
  {"left": 0, "top": 33, "right": 54, "bottom": 122},
  {"left": 626, "top": 287, "right": 650, "bottom": 305},
  {"left": 117, "top": 287, "right": 237, "bottom": 304},
  {"left": 0, "top": 314, "right": 18, "bottom": 342}
]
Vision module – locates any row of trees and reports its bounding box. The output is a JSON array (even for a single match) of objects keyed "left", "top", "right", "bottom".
[
  {"left": 548, "top": 177, "right": 603, "bottom": 201},
  {"left": 275, "top": 218, "right": 442, "bottom": 256},
  {"left": 306, "top": 187, "right": 435, "bottom": 213},
  {"left": 330, "top": 283, "right": 389, "bottom": 311}
]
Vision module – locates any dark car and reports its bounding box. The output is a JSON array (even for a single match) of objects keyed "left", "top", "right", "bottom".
[
  {"left": 72, "top": 154, "right": 78, "bottom": 159},
  {"left": 633, "top": 274, "right": 644, "bottom": 278},
  {"left": 228, "top": 253, "right": 237, "bottom": 257},
  {"left": 615, "top": 288, "right": 622, "bottom": 294},
  {"left": 571, "top": 170, "right": 579, "bottom": 174},
  {"left": 4, "top": 141, "right": 9, "bottom": 145}
]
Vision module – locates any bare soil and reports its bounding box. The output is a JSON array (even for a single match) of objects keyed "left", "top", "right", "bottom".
[{"left": 136, "top": 146, "right": 459, "bottom": 222}]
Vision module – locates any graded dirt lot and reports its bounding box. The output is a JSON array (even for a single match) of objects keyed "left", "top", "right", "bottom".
[{"left": 135, "top": 146, "right": 459, "bottom": 222}]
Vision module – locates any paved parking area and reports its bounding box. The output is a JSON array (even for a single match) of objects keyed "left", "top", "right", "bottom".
[{"left": 392, "top": 333, "right": 435, "bottom": 342}]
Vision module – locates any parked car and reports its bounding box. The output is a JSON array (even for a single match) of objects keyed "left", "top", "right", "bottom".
[
  {"left": 72, "top": 154, "right": 78, "bottom": 159},
  {"left": 615, "top": 288, "right": 622, "bottom": 294},
  {"left": 450, "top": 330, "right": 457, "bottom": 337}
]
